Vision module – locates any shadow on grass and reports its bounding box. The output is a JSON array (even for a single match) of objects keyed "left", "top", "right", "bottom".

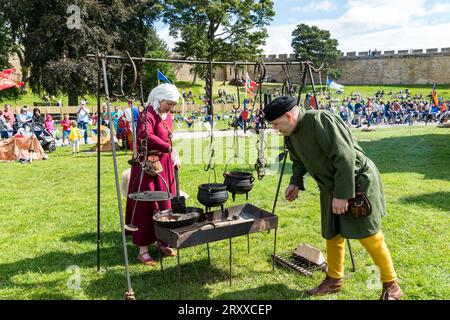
[
  {"left": 400, "top": 191, "right": 450, "bottom": 212},
  {"left": 0, "top": 244, "right": 231, "bottom": 300},
  {"left": 358, "top": 133, "right": 450, "bottom": 181},
  {"left": 282, "top": 133, "right": 450, "bottom": 181},
  {"left": 61, "top": 231, "right": 123, "bottom": 244},
  {"left": 85, "top": 258, "right": 233, "bottom": 300},
  {"left": 1, "top": 231, "right": 249, "bottom": 299},
  {"left": 214, "top": 283, "right": 304, "bottom": 300},
  {"left": 0, "top": 244, "right": 126, "bottom": 299}
]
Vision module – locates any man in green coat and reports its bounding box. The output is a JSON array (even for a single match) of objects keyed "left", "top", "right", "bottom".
[{"left": 264, "top": 96, "right": 403, "bottom": 300}]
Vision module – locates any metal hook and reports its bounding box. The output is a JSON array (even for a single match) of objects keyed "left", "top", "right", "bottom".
[
  {"left": 111, "top": 50, "right": 138, "bottom": 98},
  {"left": 282, "top": 62, "right": 295, "bottom": 97}
]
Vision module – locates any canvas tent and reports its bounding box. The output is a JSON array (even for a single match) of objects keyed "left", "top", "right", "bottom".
[{"left": 0, "top": 136, "right": 46, "bottom": 162}]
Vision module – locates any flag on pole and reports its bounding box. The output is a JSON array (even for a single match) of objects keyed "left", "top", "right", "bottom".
[
  {"left": 431, "top": 83, "right": 438, "bottom": 106},
  {"left": 157, "top": 69, "right": 171, "bottom": 84},
  {"left": 327, "top": 78, "right": 344, "bottom": 92},
  {"left": 0, "top": 68, "right": 24, "bottom": 91},
  {"left": 245, "top": 72, "right": 256, "bottom": 96}
]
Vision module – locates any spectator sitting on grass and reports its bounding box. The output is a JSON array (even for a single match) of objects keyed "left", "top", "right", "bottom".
[
  {"left": 185, "top": 117, "right": 194, "bottom": 128},
  {"left": 17, "top": 108, "right": 31, "bottom": 129},
  {"left": 32, "top": 108, "right": 42, "bottom": 124},
  {"left": 0, "top": 110, "right": 13, "bottom": 139}
]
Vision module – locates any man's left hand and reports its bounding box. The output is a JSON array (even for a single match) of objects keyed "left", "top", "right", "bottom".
[{"left": 332, "top": 198, "right": 348, "bottom": 214}]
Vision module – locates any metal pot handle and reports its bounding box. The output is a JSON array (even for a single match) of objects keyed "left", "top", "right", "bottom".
[
  {"left": 155, "top": 172, "right": 171, "bottom": 199},
  {"left": 224, "top": 155, "right": 253, "bottom": 174},
  {"left": 207, "top": 167, "right": 217, "bottom": 193}
]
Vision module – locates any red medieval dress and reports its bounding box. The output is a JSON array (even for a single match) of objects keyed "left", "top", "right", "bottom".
[{"left": 125, "top": 106, "right": 177, "bottom": 246}]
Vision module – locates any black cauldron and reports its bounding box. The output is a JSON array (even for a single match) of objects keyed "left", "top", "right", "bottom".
[
  {"left": 197, "top": 183, "right": 228, "bottom": 210},
  {"left": 223, "top": 171, "right": 255, "bottom": 201}
]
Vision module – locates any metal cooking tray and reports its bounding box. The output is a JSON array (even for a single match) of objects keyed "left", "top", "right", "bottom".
[{"left": 154, "top": 203, "right": 278, "bottom": 249}]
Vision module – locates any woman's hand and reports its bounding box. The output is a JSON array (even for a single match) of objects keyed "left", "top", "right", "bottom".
[
  {"left": 332, "top": 198, "right": 348, "bottom": 214},
  {"left": 285, "top": 184, "right": 299, "bottom": 202},
  {"left": 171, "top": 148, "right": 181, "bottom": 170}
]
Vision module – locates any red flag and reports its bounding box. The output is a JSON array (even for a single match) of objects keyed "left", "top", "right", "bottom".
[
  {"left": 0, "top": 68, "right": 24, "bottom": 91},
  {"left": 0, "top": 68, "right": 15, "bottom": 78},
  {"left": 310, "top": 96, "right": 317, "bottom": 108}
]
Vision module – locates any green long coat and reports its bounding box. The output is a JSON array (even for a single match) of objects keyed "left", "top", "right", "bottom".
[{"left": 286, "top": 109, "right": 386, "bottom": 240}]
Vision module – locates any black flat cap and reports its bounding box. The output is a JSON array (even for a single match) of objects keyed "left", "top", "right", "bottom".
[{"left": 263, "top": 96, "right": 297, "bottom": 121}]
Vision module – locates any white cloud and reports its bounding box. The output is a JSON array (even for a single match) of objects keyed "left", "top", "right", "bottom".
[
  {"left": 263, "top": 25, "right": 296, "bottom": 54},
  {"left": 429, "top": 2, "right": 450, "bottom": 14},
  {"left": 157, "top": 26, "right": 177, "bottom": 50},
  {"left": 158, "top": 0, "right": 450, "bottom": 55},
  {"left": 292, "top": 0, "right": 336, "bottom": 13},
  {"left": 338, "top": 22, "right": 450, "bottom": 53},
  {"left": 263, "top": 0, "right": 450, "bottom": 54}
]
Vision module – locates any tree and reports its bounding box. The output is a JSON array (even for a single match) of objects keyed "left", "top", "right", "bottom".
[
  {"left": 163, "top": 0, "right": 275, "bottom": 82},
  {"left": 0, "top": 13, "right": 13, "bottom": 69},
  {"left": 291, "top": 24, "right": 343, "bottom": 80},
  {"left": 142, "top": 28, "right": 177, "bottom": 101},
  {"left": 0, "top": 0, "right": 163, "bottom": 106}
]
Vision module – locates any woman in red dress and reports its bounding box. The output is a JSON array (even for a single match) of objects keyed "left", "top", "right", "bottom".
[{"left": 125, "top": 84, "right": 182, "bottom": 266}]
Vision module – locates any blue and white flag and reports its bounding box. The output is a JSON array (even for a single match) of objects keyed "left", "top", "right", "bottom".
[
  {"left": 327, "top": 78, "right": 344, "bottom": 91},
  {"left": 157, "top": 69, "right": 171, "bottom": 84}
]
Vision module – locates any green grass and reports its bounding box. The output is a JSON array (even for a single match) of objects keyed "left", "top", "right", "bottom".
[{"left": 0, "top": 125, "right": 449, "bottom": 300}]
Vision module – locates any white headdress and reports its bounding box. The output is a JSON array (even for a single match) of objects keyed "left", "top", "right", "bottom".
[{"left": 146, "top": 83, "right": 181, "bottom": 120}]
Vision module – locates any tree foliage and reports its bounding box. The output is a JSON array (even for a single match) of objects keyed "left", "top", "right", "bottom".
[
  {"left": 162, "top": 0, "right": 275, "bottom": 81},
  {"left": 291, "top": 24, "right": 343, "bottom": 79},
  {"left": 0, "top": 0, "right": 165, "bottom": 106}
]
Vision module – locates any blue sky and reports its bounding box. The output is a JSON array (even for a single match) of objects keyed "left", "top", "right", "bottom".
[{"left": 157, "top": 0, "right": 450, "bottom": 54}]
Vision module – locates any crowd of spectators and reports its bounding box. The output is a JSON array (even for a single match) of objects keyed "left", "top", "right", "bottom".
[
  {"left": 316, "top": 90, "right": 449, "bottom": 127},
  {"left": 2, "top": 89, "right": 448, "bottom": 142}
]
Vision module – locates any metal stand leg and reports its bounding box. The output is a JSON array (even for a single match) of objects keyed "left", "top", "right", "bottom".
[
  {"left": 273, "top": 228, "right": 277, "bottom": 271},
  {"left": 347, "top": 238, "right": 356, "bottom": 272},
  {"left": 158, "top": 244, "right": 164, "bottom": 278},
  {"left": 207, "top": 243, "right": 211, "bottom": 264},
  {"left": 177, "top": 249, "right": 181, "bottom": 299},
  {"left": 247, "top": 234, "right": 250, "bottom": 254},
  {"left": 229, "top": 238, "right": 232, "bottom": 286}
]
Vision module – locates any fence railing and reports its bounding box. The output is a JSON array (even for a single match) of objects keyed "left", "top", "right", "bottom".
[{"left": 14, "top": 103, "right": 255, "bottom": 116}]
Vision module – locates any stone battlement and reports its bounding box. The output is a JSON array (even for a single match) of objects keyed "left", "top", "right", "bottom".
[
  {"left": 260, "top": 47, "right": 450, "bottom": 84},
  {"left": 263, "top": 47, "right": 450, "bottom": 61}
]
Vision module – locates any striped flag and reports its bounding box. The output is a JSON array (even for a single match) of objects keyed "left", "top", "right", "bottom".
[{"left": 245, "top": 72, "right": 256, "bottom": 96}]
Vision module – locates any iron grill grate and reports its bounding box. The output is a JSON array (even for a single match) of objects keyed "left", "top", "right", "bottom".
[{"left": 272, "top": 250, "right": 327, "bottom": 277}]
